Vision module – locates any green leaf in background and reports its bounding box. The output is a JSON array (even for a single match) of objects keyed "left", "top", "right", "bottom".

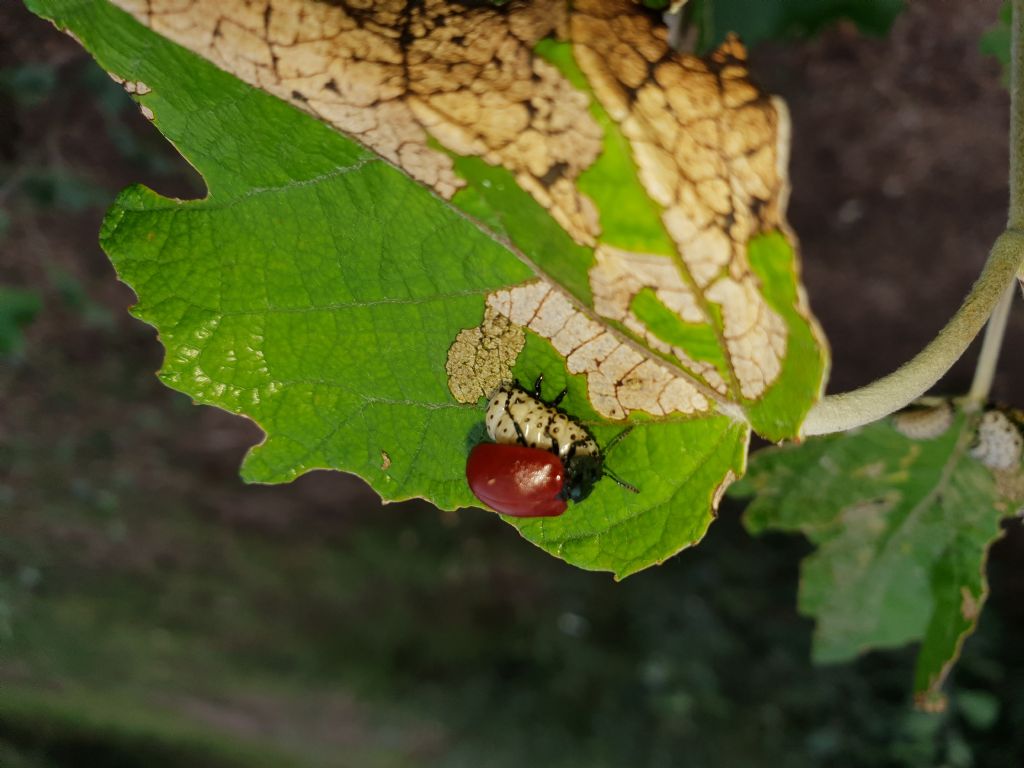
[
  {"left": 0, "top": 63, "right": 57, "bottom": 108},
  {"left": 26, "top": 0, "right": 826, "bottom": 577},
  {"left": 0, "top": 286, "right": 42, "bottom": 358},
  {"left": 733, "top": 401, "right": 1024, "bottom": 708},
  {"left": 686, "top": 0, "right": 905, "bottom": 52},
  {"left": 980, "top": 1, "right": 1012, "bottom": 85}
]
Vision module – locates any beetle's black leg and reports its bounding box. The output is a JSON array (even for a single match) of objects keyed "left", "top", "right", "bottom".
[
  {"left": 511, "top": 417, "right": 528, "bottom": 445},
  {"left": 533, "top": 374, "right": 544, "bottom": 398},
  {"left": 551, "top": 387, "right": 568, "bottom": 407}
]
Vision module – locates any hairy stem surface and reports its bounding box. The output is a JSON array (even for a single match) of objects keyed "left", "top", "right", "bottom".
[{"left": 966, "top": 280, "right": 1017, "bottom": 409}]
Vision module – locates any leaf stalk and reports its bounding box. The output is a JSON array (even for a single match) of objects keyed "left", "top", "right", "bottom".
[{"left": 801, "top": 0, "right": 1024, "bottom": 436}]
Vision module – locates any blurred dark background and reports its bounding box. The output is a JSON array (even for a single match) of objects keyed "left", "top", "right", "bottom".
[{"left": 2, "top": 1, "right": 1024, "bottom": 766}]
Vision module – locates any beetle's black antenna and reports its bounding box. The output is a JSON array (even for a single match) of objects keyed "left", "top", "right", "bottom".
[
  {"left": 532, "top": 374, "right": 544, "bottom": 398},
  {"left": 604, "top": 467, "right": 639, "bottom": 494},
  {"left": 604, "top": 426, "right": 634, "bottom": 454}
]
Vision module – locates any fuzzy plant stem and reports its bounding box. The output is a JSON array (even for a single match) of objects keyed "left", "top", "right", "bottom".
[
  {"left": 801, "top": 0, "right": 1024, "bottom": 437},
  {"left": 1013, "top": 0, "right": 1024, "bottom": 231},
  {"left": 965, "top": 280, "right": 1016, "bottom": 409}
]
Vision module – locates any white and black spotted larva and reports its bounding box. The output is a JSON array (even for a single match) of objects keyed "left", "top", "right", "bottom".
[{"left": 484, "top": 375, "right": 636, "bottom": 503}]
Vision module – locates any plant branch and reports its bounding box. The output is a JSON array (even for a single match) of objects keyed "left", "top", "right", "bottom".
[
  {"left": 801, "top": 0, "right": 1024, "bottom": 437},
  {"left": 1012, "top": 0, "right": 1024, "bottom": 230},
  {"left": 965, "top": 280, "right": 1016, "bottom": 409},
  {"left": 802, "top": 232, "right": 1024, "bottom": 436},
  {"left": 1014, "top": 0, "right": 1024, "bottom": 290},
  {"left": 962, "top": 0, "right": 1024, "bottom": 410}
]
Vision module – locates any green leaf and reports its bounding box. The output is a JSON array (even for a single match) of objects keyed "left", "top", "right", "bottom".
[
  {"left": 27, "top": 0, "right": 826, "bottom": 577},
  {"left": 980, "top": 1, "right": 1012, "bottom": 86},
  {"left": 693, "top": 0, "right": 906, "bottom": 51},
  {"left": 956, "top": 689, "right": 1000, "bottom": 730},
  {"left": 733, "top": 402, "right": 1023, "bottom": 706}
]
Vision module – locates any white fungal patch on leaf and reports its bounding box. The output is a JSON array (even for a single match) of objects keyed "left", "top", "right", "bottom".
[
  {"left": 970, "top": 409, "right": 1024, "bottom": 471},
  {"left": 111, "top": 0, "right": 604, "bottom": 243},
  {"left": 484, "top": 280, "right": 710, "bottom": 419}
]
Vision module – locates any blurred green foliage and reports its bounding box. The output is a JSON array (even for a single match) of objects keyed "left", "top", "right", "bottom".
[
  {"left": 0, "top": 53, "right": 171, "bottom": 360},
  {"left": 16, "top": 170, "right": 109, "bottom": 212},
  {"left": 0, "top": 689, "right": 304, "bottom": 768},
  {"left": 735, "top": 406, "right": 1020, "bottom": 708},
  {"left": 646, "top": 0, "right": 906, "bottom": 51},
  {"left": 2, "top": 485, "right": 1022, "bottom": 766},
  {"left": 0, "top": 286, "right": 41, "bottom": 357},
  {"left": 47, "top": 268, "right": 114, "bottom": 330},
  {"left": 3, "top": 1, "right": 1022, "bottom": 765},
  {"left": 981, "top": 1, "right": 1012, "bottom": 84},
  {"left": 0, "top": 62, "right": 56, "bottom": 107}
]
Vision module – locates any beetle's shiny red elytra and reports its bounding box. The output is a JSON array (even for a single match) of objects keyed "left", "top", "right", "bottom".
[{"left": 466, "top": 442, "right": 567, "bottom": 517}]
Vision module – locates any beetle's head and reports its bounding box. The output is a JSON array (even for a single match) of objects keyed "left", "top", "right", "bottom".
[{"left": 561, "top": 453, "right": 603, "bottom": 503}]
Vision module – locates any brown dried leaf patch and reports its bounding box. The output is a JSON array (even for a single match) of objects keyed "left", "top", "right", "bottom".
[
  {"left": 446, "top": 307, "right": 525, "bottom": 404},
  {"left": 481, "top": 280, "right": 711, "bottom": 419},
  {"left": 113, "top": 0, "right": 603, "bottom": 243},
  {"left": 572, "top": 0, "right": 792, "bottom": 399}
]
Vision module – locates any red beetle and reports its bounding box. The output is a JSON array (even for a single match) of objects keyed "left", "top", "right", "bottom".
[
  {"left": 466, "top": 375, "right": 637, "bottom": 518},
  {"left": 466, "top": 443, "right": 568, "bottom": 517}
]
